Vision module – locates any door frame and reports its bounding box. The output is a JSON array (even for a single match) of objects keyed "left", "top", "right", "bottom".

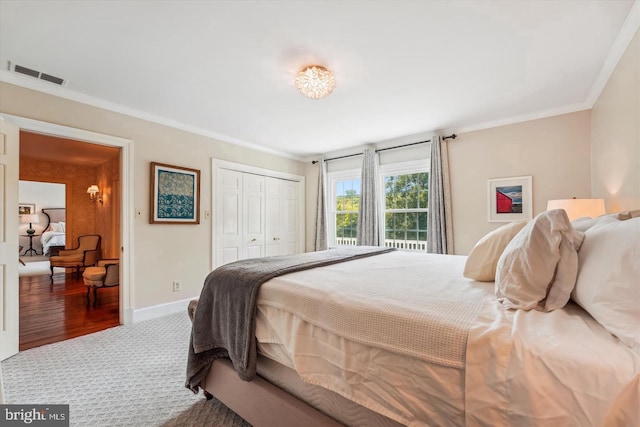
[{"left": 1, "top": 113, "right": 134, "bottom": 325}]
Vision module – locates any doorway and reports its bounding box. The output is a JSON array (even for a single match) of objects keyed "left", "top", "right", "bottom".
[
  {"left": 18, "top": 132, "right": 121, "bottom": 349},
  {"left": 1, "top": 113, "right": 133, "bottom": 360}
]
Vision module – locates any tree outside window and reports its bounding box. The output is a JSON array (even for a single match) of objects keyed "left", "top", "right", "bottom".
[
  {"left": 384, "top": 172, "right": 428, "bottom": 251},
  {"left": 334, "top": 179, "right": 360, "bottom": 244}
]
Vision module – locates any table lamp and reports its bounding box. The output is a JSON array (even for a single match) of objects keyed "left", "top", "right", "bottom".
[
  {"left": 546, "top": 198, "right": 605, "bottom": 221},
  {"left": 20, "top": 214, "right": 39, "bottom": 235}
]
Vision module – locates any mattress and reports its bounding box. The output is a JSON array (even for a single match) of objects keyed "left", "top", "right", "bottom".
[
  {"left": 256, "top": 252, "right": 472, "bottom": 426},
  {"left": 256, "top": 352, "right": 403, "bottom": 427},
  {"left": 253, "top": 251, "right": 640, "bottom": 427}
]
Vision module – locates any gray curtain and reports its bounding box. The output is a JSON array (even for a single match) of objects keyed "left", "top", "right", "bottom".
[
  {"left": 427, "top": 136, "right": 454, "bottom": 254},
  {"left": 357, "top": 148, "right": 381, "bottom": 246},
  {"left": 314, "top": 159, "right": 328, "bottom": 251}
]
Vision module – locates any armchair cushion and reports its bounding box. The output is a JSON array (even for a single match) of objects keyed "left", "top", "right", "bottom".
[
  {"left": 50, "top": 254, "right": 84, "bottom": 267},
  {"left": 83, "top": 259, "right": 119, "bottom": 288},
  {"left": 50, "top": 234, "right": 101, "bottom": 277}
]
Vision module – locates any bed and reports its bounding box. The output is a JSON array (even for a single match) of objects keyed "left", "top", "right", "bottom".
[
  {"left": 187, "top": 212, "right": 640, "bottom": 427},
  {"left": 40, "top": 208, "right": 66, "bottom": 256}
]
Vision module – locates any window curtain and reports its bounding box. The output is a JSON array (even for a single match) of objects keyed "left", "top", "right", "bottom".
[
  {"left": 427, "top": 136, "right": 454, "bottom": 254},
  {"left": 357, "top": 148, "right": 381, "bottom": 246},
  {"left": 314, "top": 158, "right": 328, "bottom": 251}
]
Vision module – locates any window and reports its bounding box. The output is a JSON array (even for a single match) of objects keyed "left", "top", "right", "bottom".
[
  {"left": 328, "top": 171, "right": 360, "bottom": 246},
  {"left": 327, "top": 160, "right": 428, "bottom": 250},
  {"left": 382, "top": 164, "right": 428, "bottom": 251}
]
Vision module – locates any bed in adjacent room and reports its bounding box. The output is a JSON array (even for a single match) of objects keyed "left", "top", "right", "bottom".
[
  {"left": 41, "top": 208, "right": 66, "bottom": 256},
  {"left": 187, "top": 212, "right": 639, "bottom": 427}
]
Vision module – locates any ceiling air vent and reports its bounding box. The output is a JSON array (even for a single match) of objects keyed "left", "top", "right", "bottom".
[{"left": 8, "top": 61, "right": 67, "bottom": 86}]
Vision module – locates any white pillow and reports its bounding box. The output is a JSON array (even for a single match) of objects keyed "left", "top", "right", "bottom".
[
  {"left": 50, "top": 222, "right": 63, "bottom": 233},
  {"left": 496, "top": 209, "right": 584, "bottom": 311},
  {"left": 463, "top": 220, "right": 528, "bottom": 281},
  {"left": 59, "top": 221, "right": 66, "bottom": 232},
  {"left": 571, "top": 214, "right": 618, "bottom": 232},
  {"left": 572, "top": 217, "right": 640, "bottom": 353}
]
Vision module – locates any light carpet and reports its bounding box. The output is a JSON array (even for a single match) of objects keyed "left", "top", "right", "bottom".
[
  {"left": 1, "top": 312, "right": 250, "bottom": 427},
  {"left": 18, "top": 260, "right": 65, "bottom": 277}
]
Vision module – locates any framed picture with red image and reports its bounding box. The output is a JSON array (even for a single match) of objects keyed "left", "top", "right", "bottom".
[{"left": 487, "top": 176, "right": 532, "bottom": 222}]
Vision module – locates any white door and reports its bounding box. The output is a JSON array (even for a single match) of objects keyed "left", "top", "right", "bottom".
[
  {"left": 280, "top": 179, "right": 299, "bottom": 256},
  {"left": 265, "top": 177, "right": 299, "bottom": 257},
  {"left": 0, "top": 119, "right": 20, "bottom": 361},
  {"left": 216, "top": 168, "right": 243, "bottom": 266},
  {"left": 265, "top": 177, "right": 282, "bottom": 257},
  {"left": 242, "top": 173, "right": 265, "bottom": 259}
]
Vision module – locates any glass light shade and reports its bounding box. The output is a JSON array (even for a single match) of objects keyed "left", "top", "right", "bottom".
[
  {"left": 546, "top": 198, "right": 605, "bottom": 221},
  {"left": 295, "top": 65, "right": 336, "bottom": 100},
  {"left": 87, "top": 185, "right": 100, "bottom": 195}
]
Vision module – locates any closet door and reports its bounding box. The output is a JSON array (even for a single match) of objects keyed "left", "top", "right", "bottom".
[
  {"left": 242, "top": 173, "right": 265, "bottom": 259},
  {"left": 217, "top": 169, "right": 243, "bottom": 266},
  {"left": 280, "top": 179, "right": 299, "bottom": 255},
  {"left": 265, "top": 177, "right": 298, "bottom": 257}
]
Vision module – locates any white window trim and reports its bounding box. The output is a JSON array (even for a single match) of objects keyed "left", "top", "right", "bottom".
[
  {"left": 379, "top": 160, "right": 429, "bottom": 251},
  {"left": 327, "top": 168, "right": 360, "bottom": 247},
  {"left": 327, "top": 160, "right": 430, "bottom": 249}
]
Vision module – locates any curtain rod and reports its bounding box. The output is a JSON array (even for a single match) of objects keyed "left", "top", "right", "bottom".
[{"left": 312, "top": 133, "right": 456, "bottom": 164}]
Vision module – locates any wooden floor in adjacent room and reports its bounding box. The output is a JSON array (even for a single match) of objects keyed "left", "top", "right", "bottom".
[{"left": 19, "top": 271, "right": 120, "bottom": 351}]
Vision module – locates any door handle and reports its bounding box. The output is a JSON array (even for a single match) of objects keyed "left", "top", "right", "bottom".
[{"left": 250, "top": 238, "right": 257, "bottom": 242}]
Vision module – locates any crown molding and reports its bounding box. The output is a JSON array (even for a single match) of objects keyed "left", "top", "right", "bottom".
[
  {"left": 0, "top": 70, "right": 304, "bottom": 162},
  {"left": 585, "top": 0, "right": 639, "bottom": 107}
]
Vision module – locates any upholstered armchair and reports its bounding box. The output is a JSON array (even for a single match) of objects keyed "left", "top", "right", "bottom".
[
  {"left": 49, "top": 234, "right": 101, "bottom": 279},
  {"left": 83, "top": 259, "right": 119, "bottom": 307}
]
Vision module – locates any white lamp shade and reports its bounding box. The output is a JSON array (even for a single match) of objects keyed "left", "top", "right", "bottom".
[
  {"left": 19, "top": 214, "right": 39, "bottom": 224},
  {"left": 546, "top": 198, "right": 605, "bottom": 221},
  {"left": 87, "top": 185, "right": 100, "bottom": 194}
]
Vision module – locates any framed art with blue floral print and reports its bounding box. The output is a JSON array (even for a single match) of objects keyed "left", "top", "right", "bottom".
[{"left": 150, "top": 162, "right": 200, "bottom": 224}]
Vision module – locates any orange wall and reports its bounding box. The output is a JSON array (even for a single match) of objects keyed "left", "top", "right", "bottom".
[
  {"left": 20, "top": 157, "right": 99, "bottom": 253},
  {"left": 96, "top": 156, "right": 120, "bottom": 258}
]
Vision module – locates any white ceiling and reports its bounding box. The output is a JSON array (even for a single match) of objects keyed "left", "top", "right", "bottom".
[{"left": 0, "top": 0, "right": 637, "bottom": 160}]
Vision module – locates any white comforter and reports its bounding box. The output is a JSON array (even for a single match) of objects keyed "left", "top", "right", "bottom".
[
  {"left": 40, "top": 231, "right": 65, "bottom": 255},
  {"left": 256, "top": 251, "right": 639, "bottom": 427}
]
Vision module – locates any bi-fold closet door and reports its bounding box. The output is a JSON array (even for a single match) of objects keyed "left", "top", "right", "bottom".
[{"left": 216, "top": 168, "right": 299, "bottom": 267}]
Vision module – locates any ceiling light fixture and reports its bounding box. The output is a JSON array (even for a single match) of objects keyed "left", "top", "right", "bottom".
[{"left": 295, "top": 65, "right": 336, "bottom": 100}]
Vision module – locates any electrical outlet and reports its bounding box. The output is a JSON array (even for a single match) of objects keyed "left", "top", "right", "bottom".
[{"left": 172, "top": 280, "right": 182, "bottom": 292}]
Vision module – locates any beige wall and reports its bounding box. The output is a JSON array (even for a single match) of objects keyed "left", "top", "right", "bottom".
[
  {"left": 449, "top": 111, "right": 591, "bottom": 254},
  {"left": 591, "top": 30, "right": 640, "bottom": 212},
  {"left": 1, "top": 82, "right": 305, "bottom": 309},
  {"left": 304, "top": 111, "right": 592, "bottom": 255}
]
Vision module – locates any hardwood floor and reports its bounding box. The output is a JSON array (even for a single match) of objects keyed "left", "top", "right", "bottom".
[{"left": 19, "top": 271, "right": 120, "bottom": 351}]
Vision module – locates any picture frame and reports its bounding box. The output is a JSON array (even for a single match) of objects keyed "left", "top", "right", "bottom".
[
  {"left": 150, "top": 162, "right": 200, "bottom": 224},
  {"left": 487, "top": 176, "right": 532, "bottom": 222},
  {"left": 19, "top": 203, "right": 36, "bottom": 215}
]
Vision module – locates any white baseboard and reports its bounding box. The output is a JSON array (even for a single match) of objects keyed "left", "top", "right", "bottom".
[{"left": 127, "top": 298, "right": 194, "bottom": 323}]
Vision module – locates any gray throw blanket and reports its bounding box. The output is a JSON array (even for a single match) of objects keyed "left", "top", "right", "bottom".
[{"left": 185, "top": 246, "right": 395, "bottom": 393}]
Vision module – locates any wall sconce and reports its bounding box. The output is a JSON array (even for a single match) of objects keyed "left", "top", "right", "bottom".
[
  {"left": 546, "top": 197, "right": 605, "bottom": 221},
  {"left": 87, "top": 185, "right": 103, "bottom": 205}
]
